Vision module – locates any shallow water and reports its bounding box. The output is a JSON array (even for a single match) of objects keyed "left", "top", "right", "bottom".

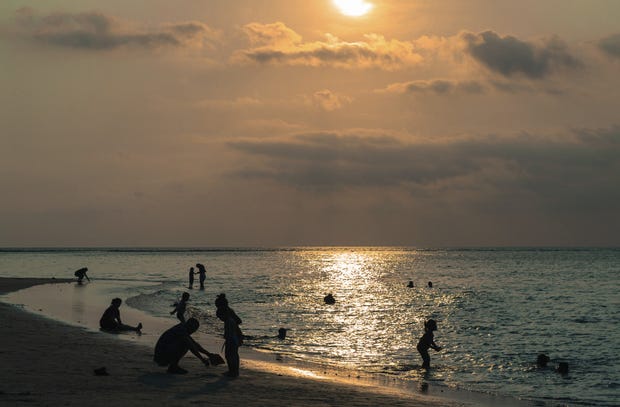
[{"left": 1, "top": 247, "right": 618, "bottom": 406}]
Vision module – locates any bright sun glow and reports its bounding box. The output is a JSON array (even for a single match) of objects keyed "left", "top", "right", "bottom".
[{"left": 333, "top": 0, "right": 373, "bottom": 17}]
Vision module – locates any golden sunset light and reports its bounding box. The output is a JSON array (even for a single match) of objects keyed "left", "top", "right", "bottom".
[{"left": 333, "top": 0, "right": 373, "bottom": 16}]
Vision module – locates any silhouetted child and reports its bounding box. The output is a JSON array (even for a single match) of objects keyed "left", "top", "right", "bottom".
[
  {"left": 170, "top": 292, "right": 190, "bottom": 323},
  {"left": 188, "top": 267, "right": 195, "bottom": 289},
  {"left": 324, "top": 293, "right": 336, "bottom": 304},
  {"left": 74, "top": 267, "right": 90, "bottom": 283},
  {"left": 417, "top": 319, "right": 441, "bottom": 369},
  {"left": 407, "top": 281, "right": 414, "bottom": 288},
  {"left": 427, "top": 281, "right": 433, "bottom": 288},
  {"left": 278, "top": 328, "right": 287, "bottom": 340},
  {"left": 215, "top": 293, "right": 243, "bottom": 377},
  {"left": 99, "top": 298, "right": 142, "bottom": 333}
]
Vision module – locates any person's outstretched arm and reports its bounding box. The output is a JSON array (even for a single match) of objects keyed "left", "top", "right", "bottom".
[{"left": 186, "top": 337, "right": 210, "bottom": 365}]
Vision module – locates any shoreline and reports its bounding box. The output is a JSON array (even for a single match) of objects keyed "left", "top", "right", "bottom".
[{"left": 0, "top": 277, "right": 534, "bottom": 406}]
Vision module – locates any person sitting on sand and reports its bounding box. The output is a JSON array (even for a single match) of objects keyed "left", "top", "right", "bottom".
[
  {"left": 407, "top": 281, "right": 414, "bottom": 288},
  {"left": 417, "top": 319, "right": 442, "bottom": 369},
  {"left": 154, "top": 318, "right": 211, "bottom": 374},
  {"left": 215, "top": 293, "right": 243, "bottom": 377},
  {"left": 99, "top": 298, "right": 142, "bottom": 333},
  {"left": 323, "top": 293, "right": 336, "bottom": 305},
  {"left": 170, "top": 292, "right": 190, "bottom": 323},
  {"left": 74, "top": 267, "right": 90, "bottom": 283}
]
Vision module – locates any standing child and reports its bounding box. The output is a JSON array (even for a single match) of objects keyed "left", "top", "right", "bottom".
[
  {"left": 417, "top": 319, "right": 442, "bottom": 369},
  {"left": 188, "top": 267, "right": 195, "bottom": 289},
  {"left": 170, "top": 292, "right": 190, "bottom": 323}
]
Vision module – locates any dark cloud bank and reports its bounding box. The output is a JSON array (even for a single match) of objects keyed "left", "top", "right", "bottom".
[
  {"left": 461, "top": 31, "right": 582, "bottom": 78},
  {"left": 598, "top": 33, "right": 620, "bottom": 58},
  {"left": 229, "top": 126, "right": 620, "bottom": 213},
  {"left": 11, "top": 7, "right": 215, "bottom": 50}
]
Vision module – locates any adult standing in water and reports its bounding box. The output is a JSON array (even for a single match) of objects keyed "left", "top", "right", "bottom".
[{"left": 195, "top": 263, "right": 207, "bottom": 290}]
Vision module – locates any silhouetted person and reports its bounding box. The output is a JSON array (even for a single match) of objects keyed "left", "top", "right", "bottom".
[
  {"left": 215, "top": 293, "right": 243, "bottom": 377},
  {"left": 195, "top": 263, "right": 206, "bottom": 290},
  {"left": 324, "top": 293, "right": 336, "bottom": 305},
  {"left": 74, "top": 267, "right": 90, "bottom": 283},
  {"left": 188, "top": 267, "right": 195, "bottom": 289},
  {"left": 537, "top": 353, "right": 550, "bottom": 368},
  {"left": 417, "top": 319, "right": 441, "bottom": 369},
  {"left": 407, "top": 281, "right": 414, "bottom": 288},
  {"left": 427, "top": 281, "right": 433, "bottom": 288},
  {"left": 557, "top": 362, "right": 569, "bottom": 375},
  {"left": 170, "top": 292, "right": 190, "bottom": 323},
  {"left": 278, "top": 328, "right": 287, "bottom": 340},
  {"left": 99, "top": 298, "right": 142, "bottom": 333},
  {"left": 154, "top": 318, "right": 211, "bottom": 374}
]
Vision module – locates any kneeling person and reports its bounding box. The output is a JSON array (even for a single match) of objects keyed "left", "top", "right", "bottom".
[{"left": 154, "top": 318, "right": 211, "bottom": 374}]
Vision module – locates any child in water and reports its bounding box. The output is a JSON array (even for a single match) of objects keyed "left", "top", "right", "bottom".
[
  {"left": 417, "top": 319, "right": 442, "bottom": 369},
  {"left": 170, "top": 292, "right": 190, "bottom": 323}
]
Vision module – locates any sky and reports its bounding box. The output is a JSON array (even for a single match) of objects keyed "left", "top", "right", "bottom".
[{"left": 1, "top": 0, "right": 619, "bottom": 247}]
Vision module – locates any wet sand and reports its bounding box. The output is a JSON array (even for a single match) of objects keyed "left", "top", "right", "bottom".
[{"left": 0, "top": 277, "right": 464, "bottom": 406}]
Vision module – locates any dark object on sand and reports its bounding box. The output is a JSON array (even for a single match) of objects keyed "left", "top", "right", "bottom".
[
  {"left": 278, "top": 327, "right": 287, "bottom": 340},
  {"left": 407, "top": 281, "right": 414, "bottom": 288},
  {"left": 427, "top": 281, "right": 433, "bottom": 288},
  {"left": 557, "top": 362, "right": 569, "bottom": 374},
  {"left": 94, "top": 367, "right": 109, "bottom": 376},
  {"left": 324, "top": 293, "right": 336, "bottom": 305},
  {"left": 537, "top": 353, "right": 550, "bottom": 367},
  {"left": 207, "top": 353, "right": 226, "bottom": 366}
]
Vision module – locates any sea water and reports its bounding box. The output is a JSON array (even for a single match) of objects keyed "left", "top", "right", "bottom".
[{"left": 0, "top": 247, "right": 618, "bottom": 406}]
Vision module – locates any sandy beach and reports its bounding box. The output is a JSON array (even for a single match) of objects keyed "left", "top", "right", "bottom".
[{"left": 0, "top": 278, "right": 466, "bottom": 407}]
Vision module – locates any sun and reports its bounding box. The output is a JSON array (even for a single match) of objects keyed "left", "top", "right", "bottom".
[{"left": 333, "top": 0, "right": 373, "bottom": 17}]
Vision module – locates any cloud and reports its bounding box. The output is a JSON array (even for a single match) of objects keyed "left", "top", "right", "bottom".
[
  {"left": 381, "top": 79, "right": 486, "bottom": 95},
  {"left": 227, "top": 126, "right": 620, "bottom": 212},
  {"left": 461, "top": 31, "right": 581, "bottom": 79},
  {"left": 234, "top": 22, "right": 423, "bottom": 70},
  {"left": 310, "top": 89, "right": 353, "bottom": 111},
  {"left": 598, "top": 33, "right": 620, "bottom": 58},
  {"left": 10, "top": 7, "right": 218, "bottom": 50}
]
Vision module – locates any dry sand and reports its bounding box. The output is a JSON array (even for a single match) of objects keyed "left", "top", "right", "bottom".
[{"left": 0, "top": 277, "right": 461, "bottom": 407}]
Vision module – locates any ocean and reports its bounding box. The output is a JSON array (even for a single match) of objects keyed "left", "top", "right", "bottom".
[{"left": 0, "top": 247, "right": 618, "bottom": 406}]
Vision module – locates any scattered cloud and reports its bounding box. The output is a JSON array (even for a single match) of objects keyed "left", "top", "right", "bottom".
[
  {"left": 234, "top": 22, "right": 423, "bottom": 70},
  {"left": 598, "top": 33, "right": 620, "bottom": 58},
  {"left": 9, "top": 7, "right": 219, "bottom": 50},
  {"left": 461, "top": 30, "right": 582, "bottom": 79},
  {"left": 381, "top": 79, "right": 486, "bottom": 95},
  {"left": 310, "top": 89, "right": 353, "bottom": 111}
]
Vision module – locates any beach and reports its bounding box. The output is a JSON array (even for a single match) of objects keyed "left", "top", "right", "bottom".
[{"left": 0, "top": 278, "right": 463, "bottom": 407}]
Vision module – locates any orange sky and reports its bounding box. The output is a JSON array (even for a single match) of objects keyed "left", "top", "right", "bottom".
[{"left": 1, "top": 1, "right": 619, "bottom": 246}]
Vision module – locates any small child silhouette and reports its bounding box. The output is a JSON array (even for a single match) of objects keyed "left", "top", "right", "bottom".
[{"left": 417, "top": 319, "right": 442, "bottom": 369}]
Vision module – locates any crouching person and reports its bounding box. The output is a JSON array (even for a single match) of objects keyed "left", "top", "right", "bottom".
[{"left": 154, "top": 318, "right": 210, "bottom": 374}]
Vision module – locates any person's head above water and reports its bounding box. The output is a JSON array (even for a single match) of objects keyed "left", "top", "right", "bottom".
[
  {"left": 185, "top": 317, "right": 199, "bottom": 334},
  {"left": 111, "top": 298, "right": 122, "bottom": 307},
  {"left": 182, "top": 292, "right": 190, "bottom": 301},
  {"left": 537, "top": 353, "right": 550, "bottom": 367}
]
